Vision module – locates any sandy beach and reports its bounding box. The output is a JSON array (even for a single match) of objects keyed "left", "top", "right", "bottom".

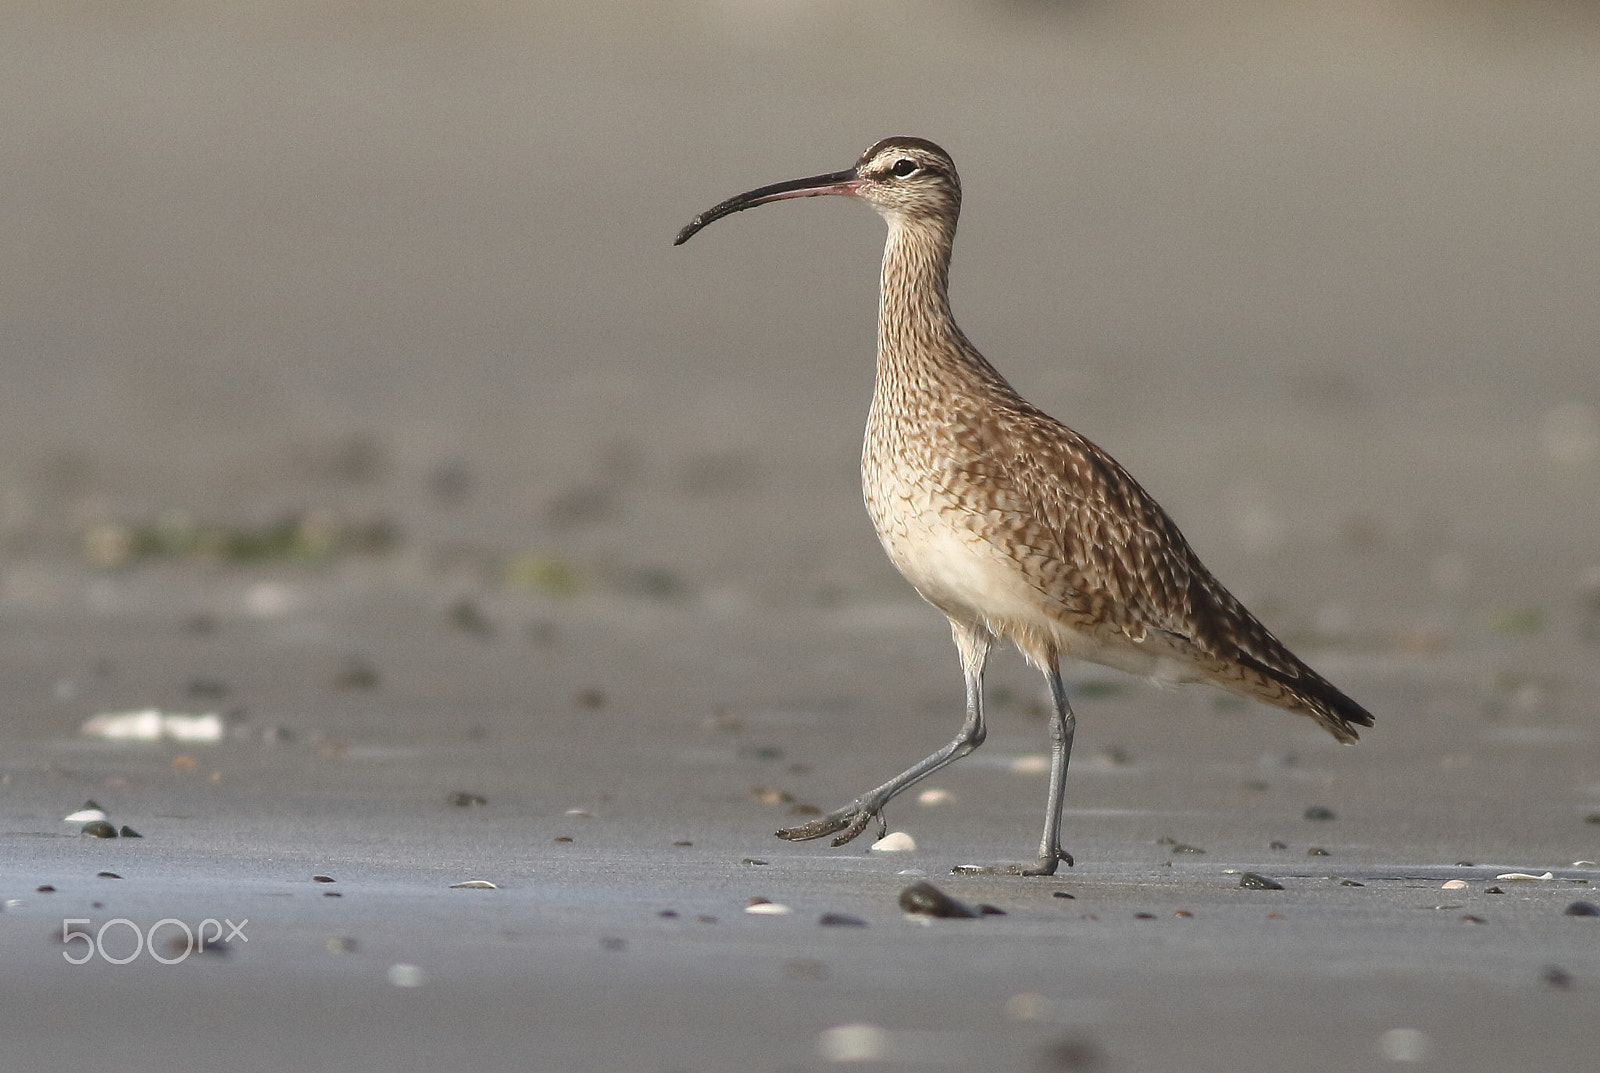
[{"left": 2, "top": 3, "right": 1598, "bottom": 1070}]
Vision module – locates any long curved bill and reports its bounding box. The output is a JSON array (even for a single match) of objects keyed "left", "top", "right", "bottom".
[{"left": 674, "top": 168, "right": 862, "bottom": 246}]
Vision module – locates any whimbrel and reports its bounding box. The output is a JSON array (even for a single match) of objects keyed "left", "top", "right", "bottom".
[{"left": 675, "top": 137, "right": 1372, "bottom": 875}]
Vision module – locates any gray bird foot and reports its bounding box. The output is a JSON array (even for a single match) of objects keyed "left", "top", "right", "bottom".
[
  {"left": 775, "top": 800, "right": 888, "bottom": 847},
  {"left": 952, "top": 850, "right": 1074, "bottom": 877},
  {"left": 1012, "top": 849, "right": 1074, "bottom": 876}
]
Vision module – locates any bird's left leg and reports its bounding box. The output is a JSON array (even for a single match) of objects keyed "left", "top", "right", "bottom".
[
  {"left": 776, "top": 620, "right": 992, "bottom": 846},
  {"left": 1014, "top": 660, "right": 1076, "bottom": 875}
]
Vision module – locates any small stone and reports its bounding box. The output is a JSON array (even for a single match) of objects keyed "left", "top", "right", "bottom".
[
  {"left": 1541, "top": 965, "right": 1573, "bottom": 989},
  {"left": 1304, "top": 806, "right": 1336, "bottom": 821},
  {"left": 554, "top": 836, "right": 573, "bottom": 843},
  {"left": 1586, "top": 813, "right": 1600, "bottom": 825},
  {"left": 1455, "top": 861, "right": 1475, "bottom": 867},
  {"left": 96, "top": 871, "right": 122, "bottom": 880},
  {"left": 870, "top": 831, "right": 916, "bottom": 853},
  {"left": 1563, "top": 900, "right": 1600, "bottom": 917},
  {"left": 599, "top": 936, "right": 627, "bottom": 951},
  {"left": 573, "top": 687, "right": 606, "bottom": 710},
  {"left": 118, "top": 826, "right": 141, "bottom": 838},
  {"left": 447, "top": 792, "right": 487, "bottom": 807},
  {"left": 1239, "top": 872, "right": 1284, "bottom": 890},
  {"left": 1052, "top": 891, "right": 1076, "bottom": 899},
  {"left": 36, "top": 885, "right": 55, "bottom": 893},
  {"left": 1269, "top": 841, "right": 1288, "bottom": 850},
  {"left": 741, "top": 858, "right": 769, "bottom": 866},
  {"left": 1459, "top": 914, "right": 1486, "bottom": 924},
  {"left": 387, "top": 963, "right": 425, "bottom": 987},
  {"left": 450, "top": 879, "right": 498, "bottom": 890},
  {"left": 898, "top": 880, "right": 978, "bottom": 919},
  {"left": 657, "top": 910, "right": 678, "bottom": 918},
  {"left": 80, "top": 821, "right": 117, "bottom": 839},
  {"left": 1485, "top": 886, "right": 1504, "bottom": 894},
  {"left": 1171, "top": 843, "right": 1205, "bottom": 854},
  {"left": 744, "top": 898, "right": 792, "bottom": 916},
  {"left": 1175, "top": 910, "right": 1194, "bottom": 918},
  {"left": 819, "top": 912, "right": 867, "bottom": 927},
  {"left": 1306, "top": 847, "right": 1329, "bottom": 856},
  {"left": 323, "top": 891, "right": 342, "bottom": 898},
  {"left": 672, "top": 840, "right": 692, "bottom": 847},
  {"left": 1134, "top": 912, "right": 1156, "bottom": 920}
]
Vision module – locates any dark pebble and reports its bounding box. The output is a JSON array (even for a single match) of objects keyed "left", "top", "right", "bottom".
[
  {"left": 36, "top": 885, "right": 56, "bottom": 893},
  {"left": 1304, "top": 806, "right": 1336, "bottom": 821},
  {"left": 1052, "top": 891, "right": 1076, "bottom": 900},
  {"left": 1171, "top": 843, "right": 1205, "bottom": 854},
  {"left": 96, "top": 871, "right": 122, "bottom": 880},
  {"left": 80, "top": 821, "right": 117, "bottom": 839},
  {"left": 1541, "top": 965, "right": 1573, "bottom": 989},
  {"left": 1455, "top": 861, "right": 1475, "bottom": 867},
  {"left": 741, "top": 858, "right": 769, "bottom": 866},
  {"left": 1269, "top": 841, "right": 1288, "bottom": 850},
  {"left": 323, "top": 891, "right": 342, "bottom": 898},
  {"left": 573, "top": 687, "right": 606, "bottom": 710},
  {"left": 1033, "top": 1033, "right": 1104, "bottom": 1071},
  {"left": 1460, "top": 914, "right": 1486, "bottom": 924},
  {"left": 1339, "top": 879, "right": 1365, "bottom": 887},
  {"left": 1239, "top": 872, "right": 1285, "bottom": 890},
  {"left": 1486, "top": 886, "right": 1504, "bottom": 894},
  {"left": 695, "top": 914, "right": 718, "bottom": 924},
  {"left": 818, "top": 912, "right": 867, "bottom": 927},
  {"left": 1175, "top": 910, "right": 1193, "bottom": 918},
  {"left": 554, "top": 836, "right": 573, "bottom": 843},
  {"left": 447, "top": 792, "right": 487, "bottom": 807},
  {"left": 312, "top": 875, "right": 335, "bottom": 883},
  {"left": 1564, "top": 901, "right": 1600, "bottom": 917},
  {"left": 118, "top": 826, "right": 141, "bottom": 838},
  {"left": 672, "top": 840, "right": 692, "bottom": 847},
  {"left": 898, "top": 880, "right": 978, "bottom": 919},
  {"left": 599, "top": 936, "right": 627, "bottom": 952},
  {"left": 1134, "top": 912, "right": 1156, "bottom": 920},
  {"left": 1585, "top": 813, "right": 1600, "bottom": 825},
  {"left": 1306, "top": 847, "right": 1329, "bottom": 856},
  {"left": 657, "top": 910, "right": 678, "bottom": 918},
  {"left": 332, "top": 655, "right": 380, "bottom": 690}
]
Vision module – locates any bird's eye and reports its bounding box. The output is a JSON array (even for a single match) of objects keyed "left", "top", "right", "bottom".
[{"left": 891, "top": 158, "right": 919, "bottom": 177}]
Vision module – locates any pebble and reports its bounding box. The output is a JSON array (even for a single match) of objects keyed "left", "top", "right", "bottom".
[
  {"left": 1304, "top": 806, "right": 1336, "bottom": 821},
  {"left": 1306, "top": 847, "right": 1329, "bottom": 856},
  {"left": 313, "top": 875, "right": 335, "bottom": 883},
  {"left": 1269, "top": 841, "right": 1288, "bottom": 850},
  {"left": 96, "top": 871, "right": 122, "bottom": 880},
  {"left": 1170, "top": 843, "right": 1205, "bottom": 854},
  {"left": 672, "top": 840, "right": 692, "bottom": 847},
  {"left": 1238, "top": 872, "right": 1285, "bottom": 890},
  {"left": 741, "top": 858, "right": 768, "bottom": 866},
  {"left": 118, "top": 826, "right": 141, "bottom": 838},
  {"left": 1440, "top": 879, "right": 1469, "bottom": 890},
  {"left": 744, "top": 898, "right": 792, "bottom": 916},
  {"left": 1541, "top": 965, "right": 1572, "bottom": 990},
  {"left": 387, "top": 963, "right": 425, "bottom": 987},
  {"left": 818, "top": 912, "right": 866, "bottom": 927},
  {"left": 80, "top": 821, "right": 118, "bottom": 839},
  {"left": 898, "top": 880, "right": 978, "bottom": 919},
  {"left": 870, "top": 831, "right": 916, "bottom": 853},
  {"left": 1052, "top": 891, "right": 1076, "bottom": 900},
  {"left": 449, "top": 879, "right": 498, "bottom": 890},
  {"left": 446, "top": 792, "right": 487, "bottom": 807},
  {"left": 36, "top": 885, "right": 55, "bottom": 893},
  {"left": 1564, "top": 901, "right": 1599, "bottom": 917},
  {"left": 599, "top": 936, "right": 627, "bottom": 951}
]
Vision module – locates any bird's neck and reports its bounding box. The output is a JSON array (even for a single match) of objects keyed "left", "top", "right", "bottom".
[{"left": 875, "top": 217, "right": 1011, "bottom": 404}]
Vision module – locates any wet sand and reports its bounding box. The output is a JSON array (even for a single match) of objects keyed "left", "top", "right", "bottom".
[{"left": 3, "top": 3, "right": 1599, "bottom": 1071}]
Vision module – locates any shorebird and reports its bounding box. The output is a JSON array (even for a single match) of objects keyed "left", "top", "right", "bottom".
[{"left": 674, "top": 137, "right": 1373, "bottom": 875}]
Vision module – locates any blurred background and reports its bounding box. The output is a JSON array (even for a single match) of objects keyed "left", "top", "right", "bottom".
[{"left": 2, "top": 0, "right": 1597, "bottom": 639}]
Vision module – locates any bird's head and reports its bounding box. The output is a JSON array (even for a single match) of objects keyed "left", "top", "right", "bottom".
[{"left": 674, "top": 136, "right": 961, "bottom": 245}]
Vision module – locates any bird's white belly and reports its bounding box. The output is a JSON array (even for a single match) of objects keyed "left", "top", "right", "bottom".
[{"left": 871, "top": 494, "right": 1173, "bottom": 679}]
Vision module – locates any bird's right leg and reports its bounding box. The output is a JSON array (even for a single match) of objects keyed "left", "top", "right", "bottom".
[{"left": 776, "top": 620, "right": 992, "bottom": 847}]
